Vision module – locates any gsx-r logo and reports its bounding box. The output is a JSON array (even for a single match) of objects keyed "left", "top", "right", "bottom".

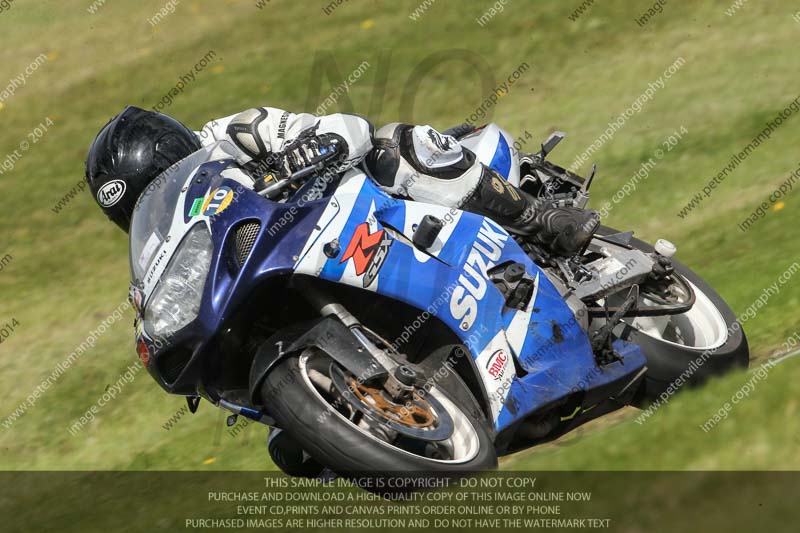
[{"left": 340, "top": 222, "right": 393, "bottom": 288}]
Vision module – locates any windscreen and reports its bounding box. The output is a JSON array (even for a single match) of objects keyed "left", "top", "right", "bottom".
[{"left": 128, "top": 143, "right": 222, "bottom": 283}]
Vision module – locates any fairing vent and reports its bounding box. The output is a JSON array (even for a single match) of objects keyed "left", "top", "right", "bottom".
[
  {"left": 157, "top": 347, "right": 193, "bottom": 385},
  {"left": 233, "top": 221, "right": 261, "bottom": 268}
]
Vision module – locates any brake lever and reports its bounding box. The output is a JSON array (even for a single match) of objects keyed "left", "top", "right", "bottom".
[{"left": 256, "top": 150, "right": 339, "bottom": 198}]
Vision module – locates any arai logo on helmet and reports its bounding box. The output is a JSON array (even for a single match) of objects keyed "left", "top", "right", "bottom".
[{"left": 97, "top": 180, "right": 127, "bottom": 207}]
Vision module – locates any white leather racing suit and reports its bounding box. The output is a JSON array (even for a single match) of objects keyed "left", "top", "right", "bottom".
[
  {"left": 194, "top": 107, "right": 487, "bottom": 209},
  {"left": 196, "top": 106, "right": 598, "bottom": 257},
  {"left": 196, "top": 107, "right": 373, "bottom": 172}
]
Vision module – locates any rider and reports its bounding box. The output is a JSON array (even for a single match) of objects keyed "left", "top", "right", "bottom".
[
  {"left": 85, "top": 106, "right": 599, "bottom": 256},
  {"left": 84, "top": 105, "right": 599, "bottom": 477}
]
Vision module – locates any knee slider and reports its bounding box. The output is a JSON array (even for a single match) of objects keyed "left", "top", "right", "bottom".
[
  {"left": 365, "top": 123, "right": 409, "bottom": 188},
  {"left": 226, "top": 107, "right": 271, "bottom": 159}
]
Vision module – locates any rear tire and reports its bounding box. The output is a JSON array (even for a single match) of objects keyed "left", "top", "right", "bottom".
[
  {"left": 597, "top": 227, "right": 749, "bottom": 404},
  {"left": 262, "top": 349, "right": 497, "bottom": 478}
]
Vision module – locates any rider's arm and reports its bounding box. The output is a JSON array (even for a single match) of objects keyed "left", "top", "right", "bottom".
[{"left": 201, "top": 107, "right": 373, "bottom": 169}]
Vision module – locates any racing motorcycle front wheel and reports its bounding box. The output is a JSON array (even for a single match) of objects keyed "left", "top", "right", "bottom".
[{"left": 261, "top": 348, "right": 497, "bottom": 478}]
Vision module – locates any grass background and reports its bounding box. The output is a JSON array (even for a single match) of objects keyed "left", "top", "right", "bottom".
[{"left": 0, "top": 0, "right": 798, "bottom": 475}]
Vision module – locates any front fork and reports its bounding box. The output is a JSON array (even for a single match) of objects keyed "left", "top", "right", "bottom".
[{"left": 293, "top": 276, "right": 423, "bottom": 400}]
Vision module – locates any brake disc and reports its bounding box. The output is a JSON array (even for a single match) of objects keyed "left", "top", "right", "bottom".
[{"left": 328, "top": 363, "right": 454, "bottom": 442}]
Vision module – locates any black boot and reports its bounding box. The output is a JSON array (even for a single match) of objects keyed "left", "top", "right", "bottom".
[
  {"left": 522, "top": 205, "right": 601, "bottom": 257},
  {"left": 461, "top": 168, "right": 599, "bottom": 256}
]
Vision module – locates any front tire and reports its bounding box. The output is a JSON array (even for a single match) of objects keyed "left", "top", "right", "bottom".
[{"left": 261, "top": 349, "right": 497, "bottom": 477}]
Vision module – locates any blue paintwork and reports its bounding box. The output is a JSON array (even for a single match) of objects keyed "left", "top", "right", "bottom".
[
  {"left": 309, "top": 178, "right": 646, "bottom": 430},
  {"left": 141, "top": 137, "right": 647, "bottom": 433},
  {"left": 489, "top": 133, "right": 512, "bottom": 179}
]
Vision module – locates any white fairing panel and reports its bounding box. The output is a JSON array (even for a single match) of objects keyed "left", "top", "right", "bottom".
[{"left": 460, "top": 123, "right": 521, "bottom": 186}]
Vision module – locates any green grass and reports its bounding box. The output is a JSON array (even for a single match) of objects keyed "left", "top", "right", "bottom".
[
  {"left": 0, "top": 0, "right": 798, "bottom": 474},
  {"left": 505, "top": 357, "right": 800, "bottom": 470}
]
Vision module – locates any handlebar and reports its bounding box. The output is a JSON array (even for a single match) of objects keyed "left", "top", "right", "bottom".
[{"left": 255, "top": 147, "right": 342, "bottom": 198}]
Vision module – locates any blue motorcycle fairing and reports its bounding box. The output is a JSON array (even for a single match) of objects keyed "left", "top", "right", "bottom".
[
  {"left": 293, "top": 172, "right": 647, "bottom": 430},
  {"left": 136, "top": 162, "right": 330, "bottom": 393},
  {"left": 136, "top": 138, "right": 646, "bottom": 432}
]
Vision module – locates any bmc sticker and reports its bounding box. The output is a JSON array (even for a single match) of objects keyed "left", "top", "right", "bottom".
[
  {"left": 201, "top": 186, "right": 233, "bottom": 216},
  {"left": 340, "top": 222, "right": 393, "bottom": 288},
  {"left": 486, "top": 349, "right": 509, "bottom": 381},
  {"left": 97, "top": 180, "right": 126, "bottom": 207}
]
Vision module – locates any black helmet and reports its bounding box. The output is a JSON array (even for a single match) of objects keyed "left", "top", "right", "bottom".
[{"left": 85, "top": 106, "right": 202, "bottom": 232}]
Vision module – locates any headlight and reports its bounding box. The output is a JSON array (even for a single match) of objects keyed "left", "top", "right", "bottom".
[{"left": 145, "top": 224, "right": 213, "bottom": 338}]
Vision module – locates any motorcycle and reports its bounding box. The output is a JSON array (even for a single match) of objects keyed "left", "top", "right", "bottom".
[{"left": 128, "top": 123, "right": 749, "bottom": 476}]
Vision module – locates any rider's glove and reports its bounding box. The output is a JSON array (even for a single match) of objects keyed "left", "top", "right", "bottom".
[{"left": 279, "top": 133, "right": 346, "bottom": 177}]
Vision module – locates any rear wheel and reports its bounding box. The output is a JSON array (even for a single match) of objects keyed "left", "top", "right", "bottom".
[
  {"left": 597, "top": 228, "right": 749, "bottom": 403},
  {"left": 262, "top": 348, "right": 497, "bottom": 478}
]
